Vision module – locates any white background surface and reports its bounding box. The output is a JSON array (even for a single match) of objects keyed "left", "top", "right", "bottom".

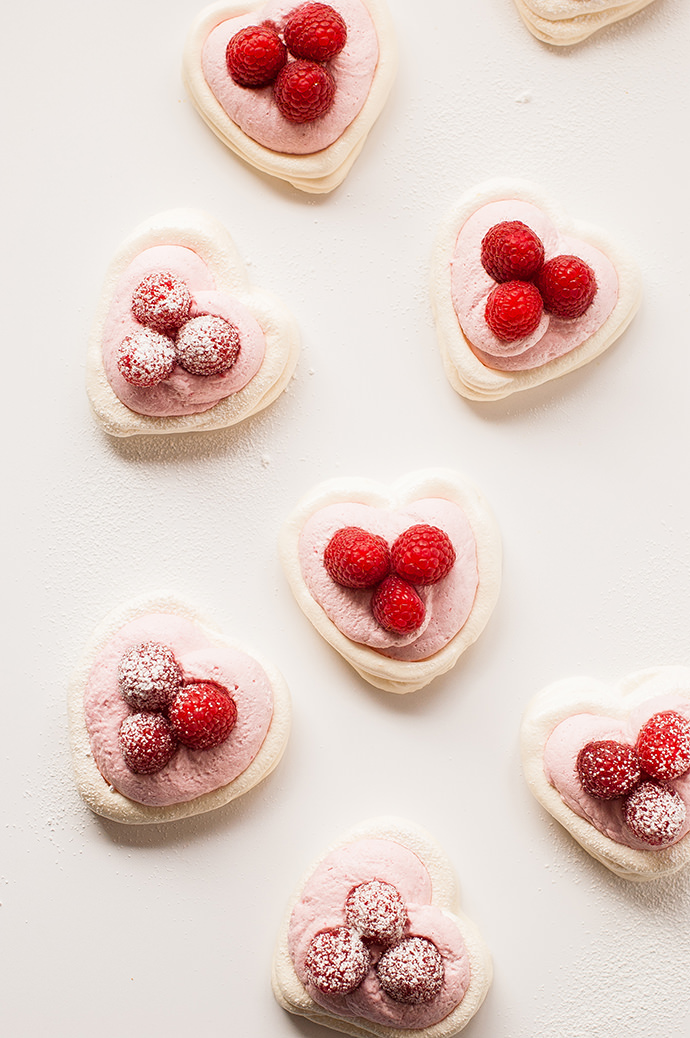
[{"left": 3, "top": 0, "right": 690, "bottom": 1035}]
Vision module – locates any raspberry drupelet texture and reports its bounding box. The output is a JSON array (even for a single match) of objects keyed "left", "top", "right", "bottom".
[
  {"left": 480, "top": 220, "right": 545, "bottom": 283},
  {"left": 225, "top": 23, "right": 287, "bottom": 87},
  {"left": 623, "top": 782, "right": 686, "bottom": 847},
  {"left": 485, "top": 280, "right": 543, "bottom": 342},
  {"left": 117, "top": 329, "right": 176, "bottom": 387},
  {"left": 576, "top": 739, "right": 641, "bottom": 800},
  {"left": 168, "top": 682, "right": 238, "bottom": 750},
  {"left": 175, "top": 315, "right": 241, "bottom": 377},
  {"left": 117, "top": 641, "right": 182, "bottom": 712},
  {"left": 635, "top": 710, "right": 690, "bottom": 781},
  {"left": 344, "top": 880, "right": 408, "bottom": 945},
  {"left": 324, "top": 527, "right": 391, "bottom": 589},
  {"left": 131, "top": 271, "right": 193, "bottom": 333},
  {"left": 304, "top": 927, "right": 370, "bottom": 994},
  {"left": 273, "top": 59, "right": 336, "bottom": 123},
  {"left": 536, "top": 254, "right": 597, "bottom": 319},
  {"left": 376, "top": 936, "right": 445, "bottom": 1005},
  {"left": 371, "top": 576, "right": 426, "bottom": 635},
  {"left": 283, "top": 3, "right": 348, "bottom": 62},
  {"left": 391, "top": 525, "right": 456, "bottom": 586},
  {"left": 119, "top": 712, "right": 178, "bottom": 774}
]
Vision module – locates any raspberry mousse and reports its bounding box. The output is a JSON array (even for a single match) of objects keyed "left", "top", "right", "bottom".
[
  {"left": 279, "top": 469, "right": 501, "bottom": 693},
  {"left": 521, "top": 667, "right": 690, "bottom": 880},
  {"left": 183, "top": 0, "right": 397, "bottom": 193},
  {"left": 86, "top": 209, "right": 300, "bottom": 437},
  {"left": 431, "top": 180, "right": 641, "bottom": 402},
  {"left": 68, "top": 593, "right": 291, "bottom": 823},
  {"left": 272, "top": 817, "right": 493, "bottom": 1037},
  {"left": 512, "top": 0, "right": 658, "bottom": 47}
]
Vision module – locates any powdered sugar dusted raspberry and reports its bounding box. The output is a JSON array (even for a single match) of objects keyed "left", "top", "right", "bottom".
[
  {"left": 168, "top": 682, "right": 238, "bottom": 750},
  {"left": 635, "top": 710, "right": 690, "bottom": 781},
  {"left": 304, "top": 927, "right": 370, "bottom": 994},
  {"left": 175, "top": 315, "right": 241, "bottom": 376},
  {"left": 119, "top": 712, "right": 178, "bottom": 774},
  {"left": 376, "top": 936, "right": 445, "bottom": 1005},
  {"left": 576, "top": 739, "right": 641, "bottom": 800},
  {"left": 117, "top": 329, "right": 176, "bottom": 387},
  {"left": 344, "top": 880, "right": 407, "bottom": 945},
  {"left": 624, "top": 782, "right": 686, "bottom": 847},
  {"left": 131, "top": 271, "right": 193, "bottom": 333},
  {"left": 117, "top": 641, "right": 182, "bottom": 711}
]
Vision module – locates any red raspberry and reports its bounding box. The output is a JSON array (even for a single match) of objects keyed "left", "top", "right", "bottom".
[
  {"left": 131, "top": 271, "right": 192, "bottom": 333},
  {"left": 635, "top": 710, "right": 690, "bottom": 781},
  {"left": 118, "top": 641, "right": 182, "bottom": 712},
  {"left": 323, "top": 527, "right": 391, "bottom": 589},
  {"left": 304, "top": 927, "right": 370, "bottom": 994},
  {"left": 344, "top": 880, "right": 407, "bottom": 946},
  {"left": 391, "top": 525, "right": 456, "bottom": 587},
  {"left": 624, "top": 782, "right": 686, "bottom": 847},
  {"left": 283, "top": 3, "right": 348, "bottom": 62},
  {"left": 480, "top": 221, "right": 545, "bottom": 283},
  {"left": 175, "top": 315, "right": 241, "bottom": 376},
  {"left": 376, "top": 937, "right": 444, "bottom": 1005},
  {"left": 273, "top": 59, "right": 335, "bottom": 123},
  {"left": 168, "top": 682, "right": 237, "bottom": 750},
  {"left": 484, "top": 280, "right": 543, "bottom": 342},
  {"left": 535, "top": 254, "right": 597, "bottom": 319},
  {"left": 119, "top": 712, "right": 178, "bottom": 774},
  {"left": 371, "top": 576, "right": 425, "bottom": 635},
  {"left": 575, "top": 739, "right": 641, "bottom": 800},
  {"left": 225, "top": 24, "right": 287, "bottom": 87},
  {"left": 117, "top": 330, "right": 176, "bottom": 387}
]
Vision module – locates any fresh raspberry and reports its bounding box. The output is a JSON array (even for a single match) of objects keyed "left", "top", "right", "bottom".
[
  {"left": 635, "top": 710, "right": 690, "bottom": 781},
  {"left": 344, "top": 881, "right": 407, "bottom": 946},
  {"left": 575, "top": 740, "right": 641, "bottom": 800},
  {"left": 168, "top": 682, "right": 237, "bottom": 750},
  {"left": 119, "top": 712, "right": 178, "bottom": 774},
  {"left": 117, "top": 329, "right": 176, "bottom": 387},
  {"left": 390, "top": 525, "right": 456, "bottom": 587},
  {"left": 535, "top": 254, "right": 597, "bottom": 319},
  {"left": 323, "top": 527, "right": 391, "bottom": 589},
  {"left": 118, "top": 641, "right": 182, "bottom": 712},
  {"left": 624, "top": 782, "right": 686, "bottom": 847},
  {"left": 283, "top": 3, "right": 347, "bottom": 62},
  {"left": 225, "top": 24, "right": 287, "bottom": 87},
  {"left": 484, "top": 280, "right": 543, "bottom": 342},
  {"left": 131, "top": 271, "right": 192, "bottom": 333},
  {"left": 376, "top": 937, "right": 444, "bottom": 1005},
  {"left": 480, "top": 221, "right": 545, "bottom": 283},
  {"left": 273, "top": 59, "right": 335, "bottom": 123},
  {"left": 175, "top": 316, "right": 241, "bottom": 377},
  {"left": 371, "top": 576, "right": 425, "bottom": 635},
  {"left": 303, "top": 927, "right": 370, "bottom": 994}
]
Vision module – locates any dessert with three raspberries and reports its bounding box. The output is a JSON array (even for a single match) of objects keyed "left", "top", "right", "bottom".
[
  {"left": 272, "top": 818, "right": 493, "bottom": 1037},
  {"left": 520, "top": 667, "right": 690, "bottom": 880},
  {"left": 183, "top": 0, "right": 397, "bottom": 192}
]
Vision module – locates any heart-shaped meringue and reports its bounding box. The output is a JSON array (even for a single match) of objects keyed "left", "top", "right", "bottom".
[
  {"left": 512, "top": 0, "right": 658, "bottom": 47},
  {"left": 68, "top": 592, "right": 291, "bottom": 824},
  {"left": 86, "top": 209, "right": 300, "bottom": 436},
  {"left": 521, "top": 666, "right": 690, "bottom": 880},
  {"left": 431, "top": 180, "right": 641, "bottom": 402},
  {"left": 272, "top": 817, "right": 492, "bottom": 1038}
]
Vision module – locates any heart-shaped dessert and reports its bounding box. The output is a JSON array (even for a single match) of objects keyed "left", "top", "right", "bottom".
[
  {"left": 512, "top": 0, "right": 658, "bottom": 47},
  {"left": 272, "top": 817, "right": 492, "bottom": 1037},
  {"left": 521, "top": 667, "right": 690, "bottom": 880},
  {"left": 431, "top": 180, "right": 642, "bottom": 402},
  {"left": 86, "top": 209, "right": 300, "bottom": 436},
  {"left": 280, "top": 469, "right": 501, "bottom": 693},
  {"left": 183, "top": 0, "right": 397, "bottom": 193},
  {"left": 68, "top": 592, "right": 291, "bottom": 823}
]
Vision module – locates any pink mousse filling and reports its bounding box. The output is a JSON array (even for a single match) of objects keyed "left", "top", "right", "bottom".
[
  {"left": 544, "top": 694, "right": 690, "bottom": 850},
  {"left": 202, "top": 0, "right": 379, "bottom": 155},
  {"left": 84, "top": 614, "right": 274, "bottom": 807},
  {"left": 288, "top": 838, "right": 471, "bottom": 1028},
  {"left": 450, "top": 200, "right": 618, "bottom": 371},
  {"left": 102, "top": 244, "right": 266, "bottom": 417},
  {"left": 298, "top": 499, "right": 479, "bottom": 661}
]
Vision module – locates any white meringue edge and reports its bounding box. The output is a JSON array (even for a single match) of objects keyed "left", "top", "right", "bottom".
[
  {"left": 430, "top": 179, "right": 642, "bottom": 402},
  {"left": 520, "top": 666, "right": 690, "bottom": 881},
  {"left": 271, "top": 816, "right": 493, "bottom": 1038},
  {"left": 279, "top": 469, "right": 502, "bottom": 694},
  {"left": 85, "top": 208, "right": 301, "bottom": 437},
  {"left": 67, "top": 591, "right": 292, "bottom": 824},
  {"left": 182, "top": 0, "right": 398, "bottom": 194},
  {"left": 512, "top": 0, "right": 657, "bottom": 46}
]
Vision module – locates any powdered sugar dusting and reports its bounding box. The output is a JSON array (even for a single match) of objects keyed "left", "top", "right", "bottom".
[
  {"left": 344, "top": 879, "right": 407, "bottom": 945},
  {"left": 624, "top": 783, "right": 686, "bottom": 847},
  {"left": 175, "top": 315, "right": 241, "bottom": 377},
  {"left": 376, "top": 936, "right": 445, "bottom": 1005},
  {"left": 117, "top": 640, "right": 181, "bottom": 711},
  {"left": 304, "top": 927, "right": 370, "bottom": 994}
]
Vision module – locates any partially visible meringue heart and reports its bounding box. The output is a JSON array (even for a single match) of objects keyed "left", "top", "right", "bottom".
[{"left": 512, "top": 0, "right": 658, "bottom": 47}]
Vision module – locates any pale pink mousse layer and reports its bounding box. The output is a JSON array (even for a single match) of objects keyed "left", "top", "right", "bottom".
[
  {"left": 102, "top": 245, "right": 266, "bottom": 417},
  {"left": 202, "top": 0, "right": 379, "bottom": 155},
  {"left": 298, "top": 499, "right": 479, "bottom": 661},
  {"left": 288, "top": 838, "right": 471, "bottom": 1028},
  {"left": 450, "top": 200, "right": 618, "bottom": 371},
  {"left": 544, "top": 694, "right": 690, "bottom": 850},
  {"left": 84, "top": 613, "right": 274, "bottom": 807}
]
